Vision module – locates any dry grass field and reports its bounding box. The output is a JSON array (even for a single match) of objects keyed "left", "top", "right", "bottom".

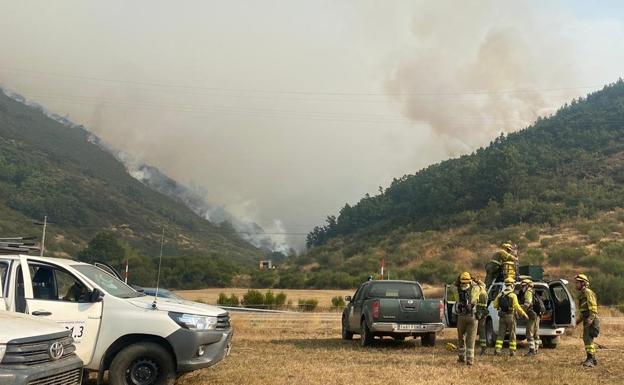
[
  {"left": 178, "top": 313, "right": 624, "bottom": 385},
  {"left": 175, "top": 285, "right": 444, "bottom": 308}
]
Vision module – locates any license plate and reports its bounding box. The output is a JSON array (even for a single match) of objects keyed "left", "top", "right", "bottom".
[{"left": 398, "top": 324, "right": 425, "bottom": 330}]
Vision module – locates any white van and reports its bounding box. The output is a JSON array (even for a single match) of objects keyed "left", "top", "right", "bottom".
[{"left": 0, "top": 254, "right": 232, "bottom": 385}]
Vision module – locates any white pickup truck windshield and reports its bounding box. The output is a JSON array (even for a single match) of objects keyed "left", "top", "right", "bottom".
[{"left": 72, "top": 265, "right": 143, "bottom": 298}]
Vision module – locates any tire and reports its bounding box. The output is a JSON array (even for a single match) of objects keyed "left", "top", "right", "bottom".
[
  {"left": 360, "top": 319, "right": 374, "bottom": 347},
  {"left": 109, "top": 342, "right": 176, "bottom": 385},
  {"left": 342, "top": 316, "right": 353, "bottom": 340},
  {"left": 485, "top": 318, "right": 495, "bottom": 347},
  {"left": 542, "top": 336, "right": 560, "bottom": 349},
  {"left": 421, "top": 333, "right": 436, "bottom": 347}
]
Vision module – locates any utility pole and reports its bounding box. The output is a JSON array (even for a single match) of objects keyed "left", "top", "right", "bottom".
[{"left": 40, "top": 216, "right": 47, "bottom": 257}]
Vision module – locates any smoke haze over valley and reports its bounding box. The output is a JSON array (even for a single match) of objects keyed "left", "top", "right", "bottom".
[{"left": 1, "top": 0, "right": 624, "bottom": 250}]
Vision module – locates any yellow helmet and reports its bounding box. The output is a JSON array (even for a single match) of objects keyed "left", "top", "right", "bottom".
[
  {"left": 504, "top": 277, "right": 515, "bottom": 285},
  {"left": 459, "top": 271, "right": 472, "bottom": 284},
  {"left": 575, "top": 274, "right": 590, "bottom": 284},
  {"left": 502, "top": 242, "right": 513, "bottom": 251},
  {"left": 521, "top": 278, "right": 533, "bottom": 286}
]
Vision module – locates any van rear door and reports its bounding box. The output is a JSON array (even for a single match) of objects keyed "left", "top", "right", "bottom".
[
  {"left": 549, "top": 279, "right": 576, "bottom": 327},
  {"left": 443, "top": 284, "right": 458, "bottom": 327}
]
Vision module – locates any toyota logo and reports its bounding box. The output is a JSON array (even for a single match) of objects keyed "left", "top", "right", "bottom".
[{"left": 49, "top": 341, "right": 64, "bottom": 360}]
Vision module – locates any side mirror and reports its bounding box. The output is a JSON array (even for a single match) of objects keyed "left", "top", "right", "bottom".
[
  {"left": 344, "top": 296, "right": 352, "bottom": 302},
  {"left": 131, "top": 285, "right": 144, "bottom": 292},
  {"left": 89, "top": 288, "right": 104, "bottom": 303}
]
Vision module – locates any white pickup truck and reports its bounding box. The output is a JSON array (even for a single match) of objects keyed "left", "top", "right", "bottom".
[
  {"left": 0, "top": 311, "right": 83, "bottom": 385},
  {"left": 444, "top": 279, "right": 576, "bottom": 348},
  {"left": 0, "top": 254, "right": 232, "bottom": 385}
]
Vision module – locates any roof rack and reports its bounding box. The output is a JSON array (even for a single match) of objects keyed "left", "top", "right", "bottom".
[{"left": 0, "top": 237, "right": 40, "bottom": 255}]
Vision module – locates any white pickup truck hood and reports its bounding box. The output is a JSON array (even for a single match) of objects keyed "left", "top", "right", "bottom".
[
  {"left": 127, "top": 295, "right": 226, "bottom": 316},
  {"left": 0, "top": 311, "right": 67, "bottom": 343}
]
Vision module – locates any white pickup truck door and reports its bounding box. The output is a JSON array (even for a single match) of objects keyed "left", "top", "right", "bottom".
[{"left": 20, "top": 256, "right": 103, "bottom": 365}]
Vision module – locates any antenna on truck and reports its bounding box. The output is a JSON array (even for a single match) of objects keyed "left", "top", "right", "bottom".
[{"left": 152, "top": 227, "right": 165, "bottom": 310}]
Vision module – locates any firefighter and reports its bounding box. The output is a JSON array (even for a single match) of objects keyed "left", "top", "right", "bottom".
[
  {"left": 485, "top": 243, "right": 518, "bottom": 287},
  {"left": 474, "top": 278, "right": 489, "bottom": 355},
  {"left": 519, "top": 278, "right": 539, "bottom": 356},
  {"left": 454, "top": 272, "right": 480, "bottom": 365},
  {"left": 575, "top": 274, "right": 600, "bottom": 367},
  {"left": 493, "top": 277, "right": 528, "bottom": 356},
  {"left": 498, "top": 242, "right": 518, "bottom": 281}
]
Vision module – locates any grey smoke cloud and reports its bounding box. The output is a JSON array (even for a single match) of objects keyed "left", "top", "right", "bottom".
[{"left": 0, "top": 1, "right": 623, "bottom": 251}]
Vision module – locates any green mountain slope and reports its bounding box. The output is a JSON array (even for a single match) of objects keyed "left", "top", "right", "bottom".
[
  {"left": 0, "top": 89, "right": 261, "bottom": 264},
  {"left": 278, "top": 80, "right": 624, "bottom": 306},
  {"left": 308, "top": 80, "right": 624, "bottom": 245}
]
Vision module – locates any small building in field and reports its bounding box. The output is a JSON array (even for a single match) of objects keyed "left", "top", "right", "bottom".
[{"left": 259, "top": 260, "right": 273, "bottom": 270}]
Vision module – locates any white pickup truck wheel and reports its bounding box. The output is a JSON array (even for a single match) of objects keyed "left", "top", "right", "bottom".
[{"left": 109, "top": 342, "right": 176, "bottom": 385}]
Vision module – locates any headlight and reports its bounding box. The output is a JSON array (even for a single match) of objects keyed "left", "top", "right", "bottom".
[
  {"left": 169, "top": 312, "right": 217, "bottom": 331},
  {"left": 0, "top": 344, "right": 6, "bottom": 362}
]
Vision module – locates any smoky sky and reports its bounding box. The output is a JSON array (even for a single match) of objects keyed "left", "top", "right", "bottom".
[{"left": 1, "top": 1, "right": 624, "bottom": 250}]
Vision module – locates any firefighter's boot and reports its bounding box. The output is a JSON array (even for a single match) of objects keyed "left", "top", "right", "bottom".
[
  {"left": 525, "top": 349, "right": 536, "bottom": 357},
  {"left": 582, "top": 353, "right": 595, "bottom": 367},
  {"left": 479, "top": 347, "right": 487, "bottom": 356}
]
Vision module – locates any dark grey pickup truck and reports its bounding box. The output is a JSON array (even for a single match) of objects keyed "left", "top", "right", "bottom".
[{"left": 341, "top": 280, "right": 445, "bottom": 347}]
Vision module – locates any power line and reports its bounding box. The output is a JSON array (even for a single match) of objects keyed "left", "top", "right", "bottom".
[
  {"left": 17, "top": 91, "right": 550, "bottom": 128},
  {"left": 0, "top": 66, "right": 609, "bottom": 97}
]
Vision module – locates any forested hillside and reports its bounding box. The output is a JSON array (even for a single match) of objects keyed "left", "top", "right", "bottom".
[
  {"left": 308, "top": 80, "right": 624, "bottom": 246},
  {"left": 267, "top": 80, "right": 624, "bottom": 305},
  {"left": 0, "top": 89, "right": 261, "bottom": 266}
]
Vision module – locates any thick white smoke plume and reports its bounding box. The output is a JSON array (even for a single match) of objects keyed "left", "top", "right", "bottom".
[
  {"left": 95, "top": 140, "right": 292, "bottom": 255},
  {"left": 386, "top": 1, "right": 586, "bottom": 155}
]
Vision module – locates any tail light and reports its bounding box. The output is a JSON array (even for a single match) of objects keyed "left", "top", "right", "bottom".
[
  {"left": 371, "top": 300, "right": 380, "bottom": 320},
  {"left": 439, "top": 300, "right": 444, "bottom": 321}
]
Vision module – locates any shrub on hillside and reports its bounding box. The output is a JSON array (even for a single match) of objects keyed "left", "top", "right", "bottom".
[
  {"left": 277, "top": 271, "right": 307, "bottom": 289},
  {"left": 591, "top": 273, "right": 624, "bottom": 306},
  {"left": 547, "top": 247, "right": 588, "bottom": 265},
  {"left": 587, "top": 228, "right": 605, "bottom": 243},
  {"left": 540, "top": 237, "right": 556, "bottom": 248},
  {"left": 525, "top": 228, "right": 540, "bottom": 242},
  {"left": 411, "top": 259, "right": 457, "bottom": 284},
  {"left": 251, "top": 270, "right": 278, "bottom": 288},
  {"left": 523, "top": 248, "right": 546, "bottom": 265}
]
